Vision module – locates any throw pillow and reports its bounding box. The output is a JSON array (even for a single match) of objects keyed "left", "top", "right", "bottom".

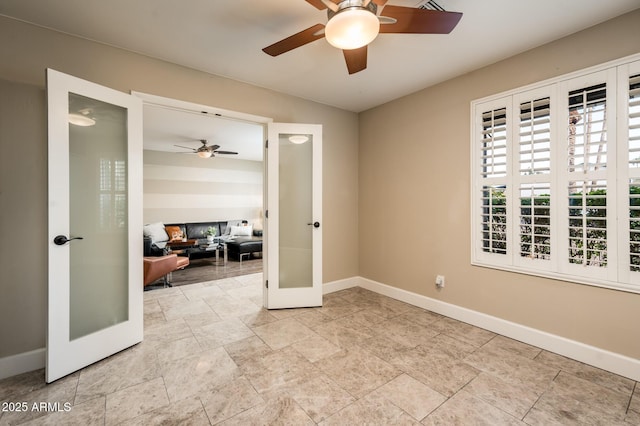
[
  {"left": 224, "top": 220, "right": 243, "bottom": 235},
  {"left": 230, "top": 225, "right": 253, "bottom": 237},
  {"left": 165, "top": 225, "right": 183, "bottom": 242},
  {"left": 143, "top": 222, "right": 169, "bottom": 243}
]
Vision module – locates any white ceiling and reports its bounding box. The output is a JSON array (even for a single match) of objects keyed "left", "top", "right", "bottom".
[
  {"left": 1, "top": 0, "right": 637, "bottom": 156},
  {"left": 142, "top": 102, "right": 265, "bottom": 161},
  {"left": 1, "top": 0, "right": 638, "bottom": 112}
]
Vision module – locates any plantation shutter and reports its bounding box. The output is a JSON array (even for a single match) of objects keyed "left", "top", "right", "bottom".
[
  {"left": 475, "top": 100, "right": 511, "bottom": 263},
  {"left": 518, "top": 97, "right": 552, "bottom": 176},
  {"left": 513, "top": 90, "right": 553, "bottom": 268},
  {"left": 620, "top": 62, "right": 640, "bottom": 288},
  {"left": 559, "top": 70, "right": 615, "bottom": 281}
]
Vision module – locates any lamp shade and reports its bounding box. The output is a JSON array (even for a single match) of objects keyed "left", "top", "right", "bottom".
[
  {"left": 197, "top": 150, "right": 212, "bottom": 158},
  {"left": 325, "top": 8, "right": 380, "bottom": 50}
]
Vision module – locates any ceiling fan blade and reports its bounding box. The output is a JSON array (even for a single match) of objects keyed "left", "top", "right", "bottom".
[
  {"left": 305, "top": 0, "right": 327, "bottom": 9},
  {"left": 379, "top": 6, "right": 462, "bottom": 34},
  {"left": 209, "top": 144, "right": 220, "bottom": 151},
  {"left": 305, "top": 0, "right": 342, "bottom": 9},
  {"left": 343, "top": 46, "right": 368, "bottom": 75},
  {"left": 214, "top": 150, "right": 238, "bottom": 155},
  {"left": 174, "top": 144, "right": 196, "bottom": 151},
  {"left": 371, "top": 0, "right": 388, "bottom": 5},
  {"left": 263, "top": 23, "right": 326, "bottom": 56}
]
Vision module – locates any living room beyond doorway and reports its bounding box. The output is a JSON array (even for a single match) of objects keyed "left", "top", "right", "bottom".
[{"left": 138, "top": 92, "right": 269, "bottom": 290}]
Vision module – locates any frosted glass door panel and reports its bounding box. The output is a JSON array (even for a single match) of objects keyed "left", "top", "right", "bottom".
[
  {"left": 69, "top": 93, "right": 128, "bottom": 340},
  {"left": 279, "top": 133, "right": 313, "bottom": 289}
]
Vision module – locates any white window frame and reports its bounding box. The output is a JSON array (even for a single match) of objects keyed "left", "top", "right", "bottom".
[{"left": 471, "top": 53, "right": 640, "bottom": 294}]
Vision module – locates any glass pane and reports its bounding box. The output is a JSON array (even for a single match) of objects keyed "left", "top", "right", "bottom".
[
  {"left": 279, "top": 133, "right": 313, "bottom": 289},
  {"left": 69, "top": 92, "right": 129, "bottom": 340}
]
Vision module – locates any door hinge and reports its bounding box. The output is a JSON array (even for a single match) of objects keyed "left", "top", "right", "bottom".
[
  {"left": 265, "top": 210, "right": 268, "bottom": 219},
  {"left": 265, "top": 139, "right": 268, "bottom": 149},
  {"left": 265, "top": 280, "right": 269, "bottom": 289}
]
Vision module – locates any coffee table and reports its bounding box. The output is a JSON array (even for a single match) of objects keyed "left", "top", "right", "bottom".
[
  {"left": 200, "top": 243, "right": 227, "bottom": 266},
  {"left": 165, "top": 239, "right": 198, "bottom": 256}
]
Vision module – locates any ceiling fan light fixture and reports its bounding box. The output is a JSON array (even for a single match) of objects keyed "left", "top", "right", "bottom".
[
  {"left": 68, "top": 113, "right": 96, "bottom": 127},
  {"left": 288, "top": 135, "right": 309, "bottom": 144},
  {"left": 197, "top": 150, "right": 212, "bottom": 158},
  {"left": 325, "top": 7, "right": 380, "bottom": 50}
]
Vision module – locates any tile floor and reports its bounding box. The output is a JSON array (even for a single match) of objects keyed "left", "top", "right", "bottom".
[{"left": 1, "top": 273, "right": 639, "bottom": 425}]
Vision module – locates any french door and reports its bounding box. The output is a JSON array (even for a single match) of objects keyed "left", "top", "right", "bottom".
[
  {"left": 265, "top": 123, "right": 322, "bottom": 309},
  {"left": 46, "top": 69, "right": 143, "bottom": 382}
]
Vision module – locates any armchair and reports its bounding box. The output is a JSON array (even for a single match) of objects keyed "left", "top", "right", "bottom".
[{"left": 143, "top": 254, "right": 190, "bottom": 287}]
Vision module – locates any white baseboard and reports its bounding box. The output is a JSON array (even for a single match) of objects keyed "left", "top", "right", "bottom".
[
  {"left": 0, "top": 348, "right": 45, "bottom": 381},
  {"left": 323, "top": 276, "right": 359, "bottom": 294},
  {"left": 357, "top": 276, "right": 640, "bottom": 382},
  {"left": 4, "top": 277, "right": 637, "bottom": 382}
]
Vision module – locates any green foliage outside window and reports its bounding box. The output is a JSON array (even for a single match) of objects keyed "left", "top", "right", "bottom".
[
  {"left": 568, "top": 188, "right": 607, "bottom": 266},
  {"left": 520, "top": 194, "right": 550, "bottom": 259},
  {"left": 483, "top": 186, "right": 640, "bottom": 269}
]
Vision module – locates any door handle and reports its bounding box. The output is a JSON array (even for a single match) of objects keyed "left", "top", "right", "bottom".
[
  {"left": 307, "top": 222, "right": 320, "bottom": 228},
  {"left": 53, "top": 235, "right": 84, "bottom": 245}
]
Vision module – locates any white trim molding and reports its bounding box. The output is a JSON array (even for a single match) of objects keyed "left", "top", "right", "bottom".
[
  {"left": 323, "top": 276, "right": 359, "bottom": 294},
  {"left": 0, "top": 348, "right": 45, "bottom": 381},
  {"left": 357, "top": 276, "right": 640, "bottom": 382}
]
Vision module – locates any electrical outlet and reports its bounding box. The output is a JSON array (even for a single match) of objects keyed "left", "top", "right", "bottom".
[{"left": 435, "top": 275, "right": 445, "bottom": 288}]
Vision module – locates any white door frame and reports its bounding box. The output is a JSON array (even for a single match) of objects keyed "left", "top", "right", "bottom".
[
  {"left": 132, "top": 92, "right": 272, "bottom": 301},
  {"left": 132, "top": 93, "right": 323, "bottom": 310}
]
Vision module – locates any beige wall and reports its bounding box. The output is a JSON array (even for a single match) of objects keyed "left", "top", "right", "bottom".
[
  {"left": 359, "top": 9, "right": 640, "bottom": 359},
  {"left": 143, "top": 150, "right": 263, "bottom": 225},
  {"left": 0, "top": 79, "right": 47, "bottom": 358},
  {"left": 0, "top": 16, "right": 359, "bottom": 359}
]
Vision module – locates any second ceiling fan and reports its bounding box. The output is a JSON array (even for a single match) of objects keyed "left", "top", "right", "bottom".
[
  {"left": 175, "top": 139, "right": 238, "bottom": 158},
  {"left": 263, "top": 0, "right": 463, "bottom": 74}
]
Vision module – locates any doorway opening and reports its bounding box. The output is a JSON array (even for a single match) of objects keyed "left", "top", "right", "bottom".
[{"left": 135, "top": 92, "right": 271, "bottom": 290}]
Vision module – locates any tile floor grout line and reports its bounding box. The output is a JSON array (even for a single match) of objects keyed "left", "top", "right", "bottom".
[
  {"left": 521, "top": 372, "right": 555, "bottom": 422},
  {"left": 625, "top": 380, "right": 637, "bottom": 414}
]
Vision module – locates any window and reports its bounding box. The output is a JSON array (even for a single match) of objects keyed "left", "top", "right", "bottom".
[{"left": 472, "top": 55, "right": 640, "bottom": 293}]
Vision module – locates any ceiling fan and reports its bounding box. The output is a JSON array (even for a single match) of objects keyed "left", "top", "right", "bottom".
[
  {"left": 174, "top": 139, "right": 238, "bottom": 158},
  {"left": 262, "top": 0, "right": 463, "bottom": 74}
]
